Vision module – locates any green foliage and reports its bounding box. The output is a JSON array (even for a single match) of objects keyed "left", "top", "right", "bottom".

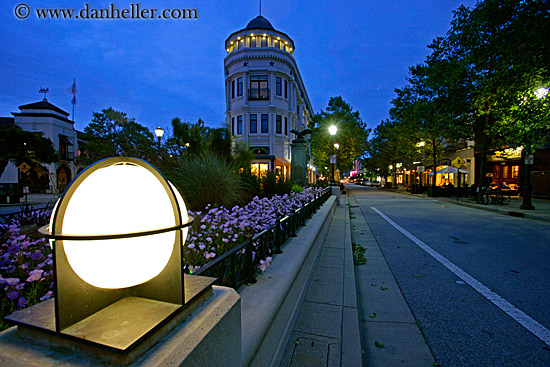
[
  {"left": 166, "top": 151, "right": 246, "bottom": 211},
  {"left": 0, "top": 124, "right": 57, "bottom": 178},
  {"left": 366, "top": 0, "right": 550, "bottom": 192},
  {"left": 352, "top": 242, "right": 367, "bottom": 265},
  {"left": 166, "top": 118, "right": 232, "bottom": 162},
  {"left": 79, "top": 107, "right": 157, "bottom": 165},
  {"left": 291, "top": 184, "right": 303, "bottom": 193},
  {"left": 310, "top": 97, "right": 371, "bottom": 174},
  {"left": 261, "top": 171, "right": 293, "bottom": 198}
]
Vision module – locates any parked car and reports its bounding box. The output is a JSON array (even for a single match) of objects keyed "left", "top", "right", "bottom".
[{"left": 370, "top": 180, "right": 380, "bottom": 187}]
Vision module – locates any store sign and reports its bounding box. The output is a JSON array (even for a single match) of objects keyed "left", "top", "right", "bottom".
[
  {"left": 525, "top": 155, "right": 534, "bottom": 165},
  {"left": 330, "top": 155, "right": 336, "bottom": 164},
  {"left": 417, "top": 166, "right": 425, "bottom": 173}
]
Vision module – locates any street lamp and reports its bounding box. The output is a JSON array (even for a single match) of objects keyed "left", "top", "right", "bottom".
[
  {"left": 9, "top": 157, "right": 201, "bottom": 363},
  {"left": 521, "top": 86, "right": 548, "bottom": 210},
  {"left": 155, "top": 127, "right": 164, "bottom": 149},
  {"left": 329, "top": 125, "right": 337, "bottom": 185}
]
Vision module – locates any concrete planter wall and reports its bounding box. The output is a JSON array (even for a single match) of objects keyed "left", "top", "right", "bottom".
[{"left": 239, "top": 196, "right": 337, "bottom": 367}]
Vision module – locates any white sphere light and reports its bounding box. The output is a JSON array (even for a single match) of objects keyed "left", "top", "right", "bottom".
[{"left": 53, "top": 163, "right": 188, "bottom": 289}]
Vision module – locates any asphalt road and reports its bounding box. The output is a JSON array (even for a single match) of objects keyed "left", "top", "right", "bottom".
[{"left": 349, "top": 185, "right": 550, "bottom": 367}]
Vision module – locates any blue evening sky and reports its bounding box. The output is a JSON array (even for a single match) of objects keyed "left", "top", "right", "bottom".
[{"left": 0, "top": 0, "right": 476, "bottom": 135}]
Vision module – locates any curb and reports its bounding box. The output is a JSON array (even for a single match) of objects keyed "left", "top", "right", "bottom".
[
  {"left": 240, "top": 196, "right": 337, "bottom": 367},
  {"left": 348, "top": 190, "right": 436, "bottom": 367},
  {"left": 341, "top": 195, "right": 363, "bottom": 367}
]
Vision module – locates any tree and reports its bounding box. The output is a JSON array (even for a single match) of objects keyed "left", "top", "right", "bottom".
[
  {"left": 0, "top": 124, "right": 57, "bottom": 178},
  {"left": 310, "top": 97, "right": 370, "bottom": 174},
  {"left": 79, "top": 107, "right": 157, "bottom": 166},
  {"left": 443, "top": 0, "right": 550, "bottom": 195}
]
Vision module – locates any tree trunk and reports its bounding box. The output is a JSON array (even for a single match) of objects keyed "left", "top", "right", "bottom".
[{"left": 476, "top": 114, "right": 490, "bottom": 203}]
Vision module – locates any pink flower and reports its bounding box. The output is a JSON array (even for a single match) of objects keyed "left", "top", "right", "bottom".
[{"left": 26, "top": 269, "right": 44, "bottom": 282}]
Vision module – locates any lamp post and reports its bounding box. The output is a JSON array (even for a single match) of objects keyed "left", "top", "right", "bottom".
[
  {"left": 329, "top": 125, "right": 337, "bottom": 185},
  {"left": 521, "top": 86, "right": 548, "bottom": 210},
  {"left": 155, "top": 127, "right": 164, "bottom": 150}
]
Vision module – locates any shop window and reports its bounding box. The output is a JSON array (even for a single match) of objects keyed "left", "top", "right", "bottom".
[
  {"left": 276, "top": 115, "right": 282, "bottom": 134},
  {"left": 493, "top": 165, "right": 501, "bottom": 179},
  {"left": 249, "top": 75, "right": 269, "bottom": 100},
  {"left": 276, "top": 77, "right": 282, "bottom": 96},
  {"left": 261, "top": 114, "right": 269, "bottom": 133},
  {"left": 512, "top": 165, "right": 519, "bottom": 178},
  {"left": 237, "top": 77, "right": 243, "bottom": 97},
  {"left": 250, "top": 114, "right": 257, "bottom": 134},
  {"left": 237, "top": 115, "right": 242, "bottom": 135},
  {"left": 251, "top": 163, "right": 269, "bottom": 177},
  {"left": 503, "top": 165, "right": 511, "bottom": 179}
]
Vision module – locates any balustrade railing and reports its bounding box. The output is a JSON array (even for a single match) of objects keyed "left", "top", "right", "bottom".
[{"left": 194, "top": 188, "right": 331, "bottom": 289}]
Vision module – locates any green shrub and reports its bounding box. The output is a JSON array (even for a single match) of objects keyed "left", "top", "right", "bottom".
[
  {"left": 261, "top": 171, "right": 293, "bottom": 197},
  {"left": 167, "top": 152, "right": 246, "bottom": 211},
  {"left": 291, "top": 184, "right": 303, "bottom": 193}
]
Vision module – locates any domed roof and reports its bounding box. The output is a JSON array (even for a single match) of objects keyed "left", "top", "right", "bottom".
[{"left": 246, "top": 15, "right": 275, "bottom": 30}]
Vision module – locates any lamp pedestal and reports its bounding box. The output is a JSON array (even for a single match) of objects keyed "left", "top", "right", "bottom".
[{"left": 0, "top": 276, "right": 241, "bottom": 366}]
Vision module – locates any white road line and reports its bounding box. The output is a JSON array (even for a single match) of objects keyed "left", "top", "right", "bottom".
[{"left": 371, "top": 206, "right": 550, "bottom": 346}]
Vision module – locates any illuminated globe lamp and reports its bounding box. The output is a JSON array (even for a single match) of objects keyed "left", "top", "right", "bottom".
[{"left": 6, "top": 157, "right": 216, "bottom": 364}]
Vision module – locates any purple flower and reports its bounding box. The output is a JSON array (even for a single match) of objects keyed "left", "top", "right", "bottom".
[
  {"left": 7, "top": 291, "right": 19, "bottom": 300},
  {"left": 8, "top": 244, "right": 18, "bottom": 253},
  {"left": 17, "top": 297, "right": 27, "bottom": 308},
  {"left": 5, "top": 278, "right": 20, "bottom": 286},
  {"left": 40, "top": 291, "right": 53, "bottom": 301},
  {"left": 32, "top": 252, "right": 42, "bottom": 261}
]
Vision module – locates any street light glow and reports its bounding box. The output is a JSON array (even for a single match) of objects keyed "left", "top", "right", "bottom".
[
  {"left": 534, "top": 86, "right": 549, "bottom": 99},
  {"left": 334, "top": 143, "right": 340, "bottom": 149},
  {"left": 154, "top": 127, "right": 165, "bottom": 138},
  {"left": 329, "top": 125, "right": 337, "bottom": 136}
]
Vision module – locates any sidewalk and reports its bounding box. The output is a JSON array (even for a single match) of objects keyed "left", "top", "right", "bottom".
[{"left": 279, "top": 195, "right": 362, "bottom": 367}]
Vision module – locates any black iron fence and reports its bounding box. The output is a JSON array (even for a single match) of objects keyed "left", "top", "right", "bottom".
[{"left": 194, "top": 188, "right": 331, "bottom": 289}]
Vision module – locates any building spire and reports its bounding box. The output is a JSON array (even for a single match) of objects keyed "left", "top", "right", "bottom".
[{"left": 259, "top": 0, "right": 262, "bottom": 15}]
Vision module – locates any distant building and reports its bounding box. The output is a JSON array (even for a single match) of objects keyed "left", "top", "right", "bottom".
[
  {"left": 0, "top": 98, "right": 81, "bottom": 195},
  {"left": 224, "top": 15, "right": 313, "bottom": 180}
]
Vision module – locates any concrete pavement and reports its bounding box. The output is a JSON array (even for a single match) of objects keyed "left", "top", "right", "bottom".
[
  {"left": 348, "top": 191, "right": 436, "bottom": 367},
  {"left": 279, "top": 195, "right": 362, "bottom": 367}
]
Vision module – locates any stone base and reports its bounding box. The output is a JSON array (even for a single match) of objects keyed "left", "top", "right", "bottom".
[{"left": 0, "top": 285, "right": 241, "bottom": 367}]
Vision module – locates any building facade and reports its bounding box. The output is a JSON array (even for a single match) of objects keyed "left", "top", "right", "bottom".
[
  {"left": 0, "top": 98, "right": 80, "bottom": 195},
  {"left": 224, "top": 15, "right": 313, "bottom": 180}
]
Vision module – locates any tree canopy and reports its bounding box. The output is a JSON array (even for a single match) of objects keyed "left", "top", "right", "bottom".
[
  {"left": 0, "top": 124, "right": 57, "bottom": 178},
  {"left": 366, "top": 0, "right": 549, "bottom": 191},
  {"left": 310, "top": 97, "right": 371, "bottom": 175},
  {"left": 79, "top": 107, "right": 157, "bottom": 165}
]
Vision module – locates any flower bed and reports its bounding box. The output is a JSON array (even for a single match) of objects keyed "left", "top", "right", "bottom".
[{"left": 0, "top": 187, "right": 324, "bottom": 330}]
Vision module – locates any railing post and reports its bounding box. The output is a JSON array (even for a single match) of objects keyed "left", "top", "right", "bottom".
[
  {"left": 291, "top": 210, "right": 297, "bottom": 237},
  {"left": 274, "top": 216, "right": 283, "bottom": 254},
  {"left": 243, "top": 232, "right": 257, "bottom": 285}
]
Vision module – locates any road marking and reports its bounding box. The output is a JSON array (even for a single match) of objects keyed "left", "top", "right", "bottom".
[{"left": 371, "top": 206, "right": 550, "bottom": 346}]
